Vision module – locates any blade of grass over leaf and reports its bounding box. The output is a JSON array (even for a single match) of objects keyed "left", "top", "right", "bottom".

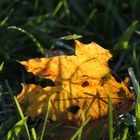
[
  {"left": 6, "top": 116, "right": 28, "bottom": 140},
  {"left": 14, "top": 96, "right": 31, "bottom": 140},
  {"left": 122, "top": 127, "right": 128, "bottom": 140},
  {"left": 70, "top": 118, "right": 90, "bottom": 140},
  {"left": 8, "top": 26, "right": 45, "bottom": 55},
  {"left": 31, "top": 128, "right": 37, "bottom": 140},
  {"left": 70, "top": 111, "right": 91, "bottom": 140},
  {"left": 6, "top": 79, "right": 24, "bottom": 120},
  {"left": 108, "top": 93, "right": 113, "bottom": 140},
  {"left": 114, "top": 20, "right": 138, "bottom": 51},
  {"left": 14, "top": 96, "right": 25, "bottom": 119},
  {"left": 40, "top": 98, "right": 50, "bottom": 140}
]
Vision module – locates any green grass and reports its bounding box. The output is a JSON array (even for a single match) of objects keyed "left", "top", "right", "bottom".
[
  {"left": 128, "top": 68, "right": 140, "bottom": 139},
  {"left": 0, "top": 0, "right": 140, "bottom": 139}
]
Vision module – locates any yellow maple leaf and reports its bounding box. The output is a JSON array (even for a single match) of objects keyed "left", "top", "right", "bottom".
[{"left": 17, "top": 40, "right": 135, "bottom": 124}]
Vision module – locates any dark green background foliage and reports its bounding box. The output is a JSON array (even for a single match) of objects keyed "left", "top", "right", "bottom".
[{"left": 0, "top": 0, "right": 140, "bottom": 139}]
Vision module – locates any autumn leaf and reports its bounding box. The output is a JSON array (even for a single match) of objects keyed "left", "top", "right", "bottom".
[{"left": 17, "top": 40, "right": 135, "bottom": 124}]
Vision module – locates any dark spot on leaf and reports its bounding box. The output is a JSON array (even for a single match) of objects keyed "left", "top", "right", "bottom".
[
  {"left": 82, "top": 75, "right": 88, "bottom": 77},
  {"left": 118, "top": 102, "right": 122, "bottom": 105},
  {"left": 118, "top": 88, "right": 126, "bottom": 98},
  {"left": 81, "top": 81, "right": 89, "bottom": 87},
  {"left": 67, "top": 106, "right": 80, "bottom": 114}
]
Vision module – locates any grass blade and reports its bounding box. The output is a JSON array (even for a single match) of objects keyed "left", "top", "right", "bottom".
[
  {"left": 128, "top": 67, "right": 139, "bottom": 96},
  {"left": 52, "top": 1, "right": 63, "bottom": 17},
  {"left": 60, "top": 34, "right": 82, "bottom": 40},
  {"left": 6, "top": 116, "right": 28, "bottom": 140},
  {"left": 136, "top": 88, "right": 140, "bottom": 139},
  {"left": 8, "top": 26, "right": 45, "bottom": 55},
  {"left": 0, "top": 61, "right": 4, "bottom": 73},
  {"left": 0, "top": 9, "right": 13, "bottom": 27},
  {"left": 70, "top": 111, "right": 90, "bottom": 140},
  {"left": 114, "top": 20, "right": 138, "bottom": 51},
  {"left": 63, "top": 0, "right": 70, "bottom": 15},
  {"left": 108, "top": 94, "right": 113, "bottom": 140},
  {"left": 14, "top": 96, "right": 31, "bottom": 140},
  {"left": 128, "top": 67, "right": 140, "bottom": 139},
  {"left": 40, "top": 98, "right": 50, "bottom": 140},
  {"left": 122, "top": 127, "right": 128, "bottom": 140},
  {"left": 70, "top": 118, "right": 90, "bottom": 140},
  {"left": 31, "top": 128, "right": 37, "bottom": 140},
  {"left": 14, "top": 96, "right": 25, "bottom": 118}
]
